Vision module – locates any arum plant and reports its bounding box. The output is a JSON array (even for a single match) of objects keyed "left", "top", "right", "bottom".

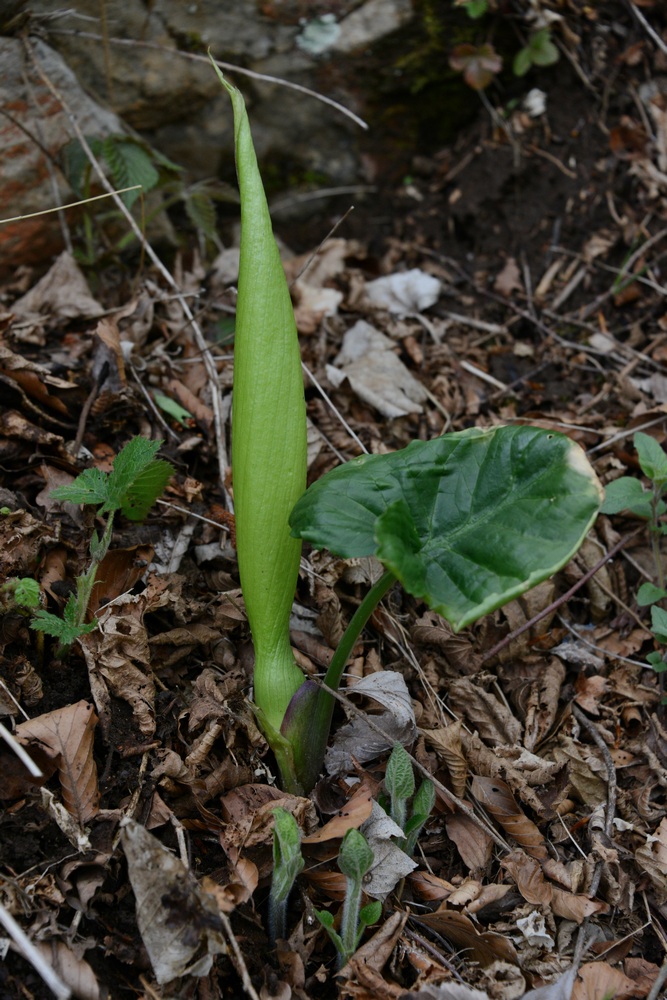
[
  {"left": 214, "top": 65, "right": 604, "bottom": 796},
  {"left": 384, "top": 743, "right": 436, "bottom": 856}
]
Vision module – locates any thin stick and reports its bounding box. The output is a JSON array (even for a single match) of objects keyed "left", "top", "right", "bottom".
[
  {"left": 46, "top": 30, "right": 369, "bottom": 130},
  {"left": 0, "top": 721, "right": 42, "bottom": 777},
  {"left": 219, "top": 911, "right": 261, "bottom": 1000},
  {"left": 571, "top": 704, "right": 617, "bottom": 841},
  {"left": 0, "top": 186, "right": 142, "bottom": 225},
  {"left": 0, "top": 902, "right": 71, "bottom": 999}
]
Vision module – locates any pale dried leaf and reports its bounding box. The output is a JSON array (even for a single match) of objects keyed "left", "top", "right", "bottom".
[
  {"left": 572, "top": 961, "right": 638, "bottom": 1000},
  {"left": 523, "top": 966, "right": 577, "bottom": 999},
  {"left": 363, "top": 269, "right": 441, "bottom": 313},
  {"left": 327, "top": 320, "right": 427, "bottom": 418},
  {"left": 16, "top": 701, "right": 100, "bottom": 824},
  {"left": 501, "top": 850, "right": 552, "bottom": 905},
  {"left": 12, "top": 252, "right": 104, "bottom": 323},
  {"left": 360, "top": 801, "right": 417, "bottom": 899},
  {"left": 516, "top": 911, "right": 554, "bottom": 949},
  {"left": 121, "top": 818, "right": 227, "bottom": 984},
  {"left": 471, "top": 776, "right": 548, "bottom": 860},
  {"left": 33, "top": 941, "right": 101, "bottom": 1000},
  {"left": 550, "top": 887, "right": 609, "bottom": 923},
  {"left": 302, "top": 781, "right": 374, "bottom": 843},
  {"left": 400, "top": 983, "right": 489, "bottom": 999},
  {"left": 494, "top": 257, "right": 523, "bottom": 298}
]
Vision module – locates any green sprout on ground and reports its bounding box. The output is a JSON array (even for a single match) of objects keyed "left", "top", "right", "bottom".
[
  {"left": 384, "top": 743, "right": 436, "bottom": 856},
  {"left": 601, "top": 432, "right": 667, "bottom": 688},
  {"left": 269, "top": 808, "right": 305, "bottom": 943},
  {"left": 213, "top": 64, "right": 603, "bottom": 796},
  {"left": 1, "top": 577, "right": 41, "bottom": 612},
  {"left": 31, "top": 438, "right": 172, "bottom": 654},
  {"left": 315, "top": 829, "right": 381, "bottom": 969}
]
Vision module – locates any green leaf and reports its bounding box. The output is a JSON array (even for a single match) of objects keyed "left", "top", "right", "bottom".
[
  {"left": 635, "top": 432, "right": 667, "bottom": 484},
  {"left": 462, "top": 0, "right": 488, "bottom": 19},
  {"left": 184, "top": 189, "right": 219, "bottom": 240},
  {"left": 31, "top": 601, "right": 97, "bottom": 646},
  {"left": 358, "top": 900, "right": 382, "bottom": 931},
  {"left": 314, "top": 909, "right": 344, "bottom": 953},
  {"left": 291, "top": 426, "right": 602, "bottom": 632},
  {"left": 651, "top": 605, "right": 667, "bottom": 644},
  {"left": 513, "top": 46, "right": 532, "bottom": 77},
  {"left": 637, "top": 582, "right": 667, "bottom": 606},
  {"left": 385, "top": 744, "right": 415, "bottom": 805},
  {"left": 338, "top": 829, "right": 374, "bottom": 882},
  {"left": 4, "top": 577, "right": 41, "bottom": 609},
  {"left": 120, "top": 460, "right": 173, "bottom": 521},
  {"left": 153, "top": 392, "right": 193, "bottom": 425},
  {"left": 599, "top": 476, "right": 651, "bottom": 516},
  {"left": 528, "top": 29, "right": 559, "bottom": 67},
  {"left": 647, "top": 651, "right": 667, "bottom": 672},
  {"left": 271, "top": 807, "right": 305, "bottom": 904},
  {"left": 102, "top": 136, "right": 159, "bottom": 208},
  {"left": 412, "top": 778, "right": 436, "bottom": 823},
  {"left": 51, "top": 467, "right": 110, "bottom": 508}
]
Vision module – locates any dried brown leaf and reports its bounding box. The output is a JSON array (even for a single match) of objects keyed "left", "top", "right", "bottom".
[
  {"left": 416, "top": 908, "right": 518, "bottom": 967},
  {"left": 448, "top": 678, "right": 522, "bottom": 746},
  {"left": 33, "top": 941, "right": 101, "bottom": 1000},
  {"left": 494, "top": 257, "right": 523, "bottom": 298},
  {"left": 572, "top": 961, "right": 639, "bottom": 1000},
  {"left": 16, "top": 700, "right": 100, "bottom": 824},
  {"left": 423, "top": 724, "right": 468, "bottom": 797},
  {"left": 302, "top": 781, "right": 374, "bottom": 843},
  {"left": 444, "top": 812, "right": 494, "bottom": 871},
  {"left": 550, "top": 887, "right": 609, "bottom": 923},
  {"left": 501, "top": 850, "right": 552, "bottom": 906},
  {"left": 470, "top": 776, "right": 547, "bottom": 860}
]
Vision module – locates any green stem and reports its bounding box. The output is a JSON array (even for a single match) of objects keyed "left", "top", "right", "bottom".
[
  {"left": 340, "top": 875, "right": 362, "bottom": 967},
  {"left": 651, "top": 486, "right": 665, "bottom": 591}
]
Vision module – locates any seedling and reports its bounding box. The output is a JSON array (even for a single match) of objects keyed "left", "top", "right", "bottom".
[
  {"left": 315, "top": 828, "right": 382, "bottom": 968},
  {"left": 1, "top": 577, "right": 41, "bottom": 612},
  {"left": 214, "top": 67, "right": 603, "bottom": 795},
  {"left": 384, "top": 743, "right": 436, "bottom": 856},
  {"left": 269, "top": 808, "right": 305, "bottom": 943},
  {"left": 32, "top": 437, "right": 173, "bottom": 654},
  {"left": 601, "top": 432, "right": 667, "bottom": 687},
  {"left": 513, "top": 29, "right": 559, "bottom": 77}
]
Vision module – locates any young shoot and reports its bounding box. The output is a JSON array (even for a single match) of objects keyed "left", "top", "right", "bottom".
[
  {"left": 269, "top": 807, "right": 305, "bottom": 943},
  {"left": 384, "top": 743, "right": 436, "bottom": 856},
  {"left": 31, "top": 437, "right": 173, "bottom": 653},
  {"left": 315, "top": 828, "right": 381, "bottom": 968}
]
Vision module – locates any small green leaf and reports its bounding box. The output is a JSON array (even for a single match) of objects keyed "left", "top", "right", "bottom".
[
  {"left": 651, "top": 605, "right": 667, "bottom": 644},
  {"left": 647, "top": 651, "right": 667, "bottom": 673},
  {"left": 513, "top": 46, "right": 532, "bottom": 77},
  {"left": 528, "top": 29, "right": 559, "bottom": 67},
  {"left": 120, "top": 460, "right": 173, "bottom": 521},
  {"left": 51, "top": 467, "right": 110, "bottom": 508},
  {"left": 338, "top": 829, "right": 374, "bottom": 882},
  {"left": 314, "top": 909, "right": 344, "bottom": 952},
  {"left": 271, "top": 807, "right": 305, "bottom": 904},
  {"left": 3, "top": 578, "right": 41, "bottom": 609},
  {"left": 102, "top": 136, "right": 159, "bottom": 208},
  {"left": 635, "top": 432, "right": 667, "bottom": 484},
  {"left": 291, "top": 426, "right": 602, "bottom": 632},
  {"left": 107, "top": 437, "right": 164, "bottom": 509},
  {"left": 413, "top": 778, "right": 436, "bottom": 823},
  {"left": 31, "top": 604, "right": 97, "bottom": 645},
  {"left": 462, "top": 0, "right": 488, "bottom": 19},
  {"left": 385, "top": 744, "right": 415, "bottom": 805},
  {"left": 358, "top": 900, "right": 382, "bottom": 931},
  {"left": 637, "top": 582, "right": 667, "bottom": 606},
  {"left": 600, "top": 476, "right": 651, "bottom": 516},
  {"left": 153, "top": 392, "right": 193, "bottom": 425}
]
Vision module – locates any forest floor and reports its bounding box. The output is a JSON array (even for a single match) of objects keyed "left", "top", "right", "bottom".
[{"left": 2, "top": 3, "right": 667, "bottom": 999}]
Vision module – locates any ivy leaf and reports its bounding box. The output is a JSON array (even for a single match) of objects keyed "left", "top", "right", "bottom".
[
  {"left": 449, "top": 43, "right": 502, "bottom": 90},
  {"left": 291, "top": 426, "right": 602, "bottom": 632}
]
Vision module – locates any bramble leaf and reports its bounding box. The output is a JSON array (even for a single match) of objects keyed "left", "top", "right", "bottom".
[{"left": 291, "top": 426, "right": 602, "bottom": 632}]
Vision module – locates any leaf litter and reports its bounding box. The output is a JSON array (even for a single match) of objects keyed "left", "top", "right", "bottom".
[{"left": 3, "top": 6, "right": 667, "bottom": 999}]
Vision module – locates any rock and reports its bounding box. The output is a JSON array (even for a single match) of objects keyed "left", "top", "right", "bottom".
[{"left": 0, "top": 37, "right": 127, "bottom": 274}]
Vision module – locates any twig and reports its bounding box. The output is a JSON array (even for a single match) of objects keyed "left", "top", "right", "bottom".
[
  {"left": 290, "top": 206, "right": 355, "bottom": 286},
  {"left": 647, "top": 956, "right": 667, "bottom": 1000},
  {"left": 302, "top": 362, "right": 368, "bottom": 455},
  {"left": 24, "top": 38, "right": 233, "bottom": 509},
  {"left": 0, "top": 186, "right": 141, "bottom": 225},
  {"left": 0, "top": 901, "right": 71, "bottom": 999},
  {"left": 481, "top": 530, "right": 642, "bottom": 663},
  {"left": 219, "top": 911, "right": 261, "bottom": 1000},
  {"left": 571, "top": 704, "right": 617, "bottom": 841},
  {"left": 628, "top": 1, "right": 667, "bottom": 57},
  {"left": 0, "top": 721, "right": 42, "bottom": 777},
  {"left": 316, "top": 680, "right": 512, "bottom": 853}
]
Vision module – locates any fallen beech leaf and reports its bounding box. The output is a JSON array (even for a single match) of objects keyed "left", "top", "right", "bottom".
[
  {"left": 16, "top": 700, "right": 100, "bottom": 824},
  {"left": 416, "top": 908, "right": 518, "bottom": 967},
  {"left": 550, "top": 886, "right": 609, "bottom": 923},
  {"left": 341, "top": 911, "right": 407, "bottom": 981},
  {"left": 33, "top": 941, "right": 101, "bottom": 1000},
  {"left": 88, "top": 544, "right": 154, "bottom": 615},
  {"left": 423, "top": 724, "right": 467, "bottom": 797},
  {"left": 121, "top": 818, "right": 227, "bottom": 984},
  {"left": 407, "top": 870, "right": 455, "bottom": 902},
  {"left": 360, "top": 801, "right": 417, "bottom": 898},
  {"left": 470, "top": 776, "right": 548, "bottom": 860},
  {"left": 572, "top": 961, "right": 638, "bottom": 1000},
  {"left": 448, "top": 678, "right": 521, "bottom": 746},
  {"left": 501, "top": 850, "right": 552, "bottom": 906},
  {"left": 445, "top": 812, "right": 494, "bottom": 870},
  {"left": 574, "top": 674, "right": 607, "bottom": 716},
  {"left": 302, "top": 781, "right": 373, "bottom": 843}
]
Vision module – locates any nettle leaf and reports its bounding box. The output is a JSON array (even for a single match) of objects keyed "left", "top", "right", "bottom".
[
  {"left": 634, "top": 431, "right": 667, "bottom": 484},
  {"left": 120, "top": 460, "right": 174, "bottom": 521},
  {"left": 449, "top": 43, "right": 502, "bottom": 90},
  {"left": 102, "top": 136, "right": 159, "bottom": 208},
  {"left": 51, "top": 467, "right": 110, "bottom": 508},
  {"left": 599, "top": 476, "right": 651, "bottom": 517},
  {"left": 291, "top": 426, "right": 602, "bottom": 632}
]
